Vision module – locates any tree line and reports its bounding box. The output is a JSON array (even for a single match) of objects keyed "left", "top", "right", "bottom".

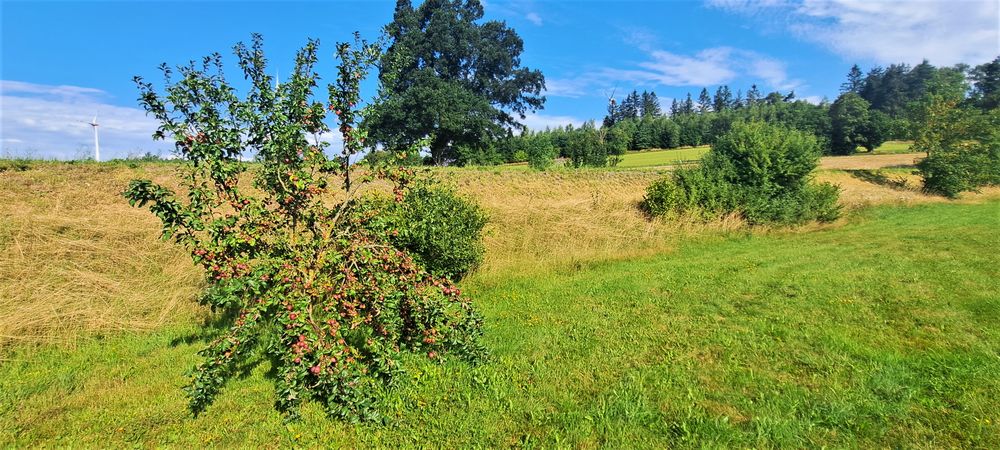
[{"left": 431, "top": 56, "right": 999, "bottom": 168}]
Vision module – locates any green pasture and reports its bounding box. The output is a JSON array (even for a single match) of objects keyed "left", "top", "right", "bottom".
[
  {"left": 870, "top": 140, "right": 914, "bottom": 154},
  {"left": 617, "top": 146, "right": 710, "bottom": 168},
  {"left": 3, "top": 200, "right": 998, "bottom": 447},
  {"left": 615, "top": 141, "right": 914, "bottom": 169}
]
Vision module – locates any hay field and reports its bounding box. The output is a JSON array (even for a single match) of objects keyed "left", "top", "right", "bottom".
[{"left": 1, "top": 158, "right": 997, "bottom": 350}]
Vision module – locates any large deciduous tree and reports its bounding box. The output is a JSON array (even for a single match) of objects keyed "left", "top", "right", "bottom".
[
  {"left": 830, "top": 92, "right": 886, "bottom": 154},
  {"left": 368, "top": 0, "right": 545, "bottom": 165}
]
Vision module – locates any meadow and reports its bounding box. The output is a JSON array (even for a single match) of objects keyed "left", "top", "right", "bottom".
[
  {"left": 615, "top": 141, "right": 914, "bottom": 169},
  {"left": 2, "top": 154, "right": 999, "bottom": 447}
]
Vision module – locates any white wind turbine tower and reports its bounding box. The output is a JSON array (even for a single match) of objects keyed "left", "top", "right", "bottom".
[{"left": 87, "top": 116, "right": 100, "bottom": 162}]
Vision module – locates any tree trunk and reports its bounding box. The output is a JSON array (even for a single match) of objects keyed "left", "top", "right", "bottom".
[{"left": 431, "top": 135, "right": 448, "bottom": 166}]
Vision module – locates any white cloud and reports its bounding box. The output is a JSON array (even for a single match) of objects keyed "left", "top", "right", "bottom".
[
  {"left": 746, "top": 56, "right": 799, "bottom": 91},
  {"left": 525, "top": 12, "right": 543, "bottom": 26},
  {"left": 520, "top": 112, "right": 584, "bottom": 131},
  {"left": 544, "top": 77, "right": 598, "bottom": 98},
  {"left": 544, "top": 45, "right": 801, "bottom": 101},
  {"left": 615, "top": 48, "right": 737, "bottom": 86},
  {"left": 604, "top": 47, "right": 801, "bottom": 90},
  {"left": 622, "top": 26, "right": 660, "bottom": 52},
  {"left": 483, "top": 0, "right": 544, "bottom": 27},
  {"left": 709, "top": 0, "right": 1000, "bottom": 66},
  {"left": 799, "top": 95, "right": 826, "bottom": 104},
  {"left": 1, "top": 80, "right": 170, "bottom": 160},
  {"left": 0, "top": 80, "right": 353, "bottom": 161}
]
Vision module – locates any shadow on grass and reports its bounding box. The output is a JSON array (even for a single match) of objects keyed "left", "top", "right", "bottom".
[
  {"left": 169, "top": 307, "right": 238, "bottom": 347},
  {"left": 847, "top": 169, "right": 914, "bottom": 191},
  {"left": 169, "top": 308, "right": 273, "bottom": 382}
]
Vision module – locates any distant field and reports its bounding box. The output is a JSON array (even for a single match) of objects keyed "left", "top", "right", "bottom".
[
  {"left": 871, "top": 140, "right": 914, "bottom": 154},
  {"left": 616, "top": 141, "right": 915, "bottom": 169},
  {"left": 617, "top": 146, "right": 710, "bottom": 168}
]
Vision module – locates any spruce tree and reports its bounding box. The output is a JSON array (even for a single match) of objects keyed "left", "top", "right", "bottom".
[
  {"left": 713, "top": 85, "right": 732, "bottom": 112},
  {"left": 640, "top": 91, "right": 662, "bottom": 117},
  {"left": 746, "top": 84, "right": 761, "bottom": 106},
  {"left": 683, "top": 93, "right": 695, "bottom": 115},
  {"left": 840, "top": 64, "right": 864, "bottom": 94},
  {"left": 698, "top": 88, "right": 712, "bottom": 113}
]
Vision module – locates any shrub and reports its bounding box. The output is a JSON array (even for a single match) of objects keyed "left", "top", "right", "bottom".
[
  {"left": 368, "top": 180, "right": 487, "bottom": 280},
  {"left": 524, "top": 135, "right": 557, "bottom": 170},
  {"left": 124, "top": 35, "right": 485, "bottom": 422},
  {"left": 915, "top": 99, "right": 1000, "bottom": 198},
  {"left": 643, "top": 121, "right": 840, "bottom": 225},
  {"left": 566, "top": 121, "right": 607, "bottom": 167}
]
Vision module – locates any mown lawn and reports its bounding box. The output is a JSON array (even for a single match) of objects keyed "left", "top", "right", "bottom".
[
  {"left": 617, "top": 141, "right": 914, "bottom": 169},
  {"left": 617, "top": 146, "right": 710, "bottom": 168},
  {"left": 871, "top": 140, "right": 914, "bottom": 154},
  {"left": 2, "top": 201, "right": 999, "bottom": 447}
]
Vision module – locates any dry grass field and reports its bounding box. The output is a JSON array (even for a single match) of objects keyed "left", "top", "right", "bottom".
[
  {"left": 1, "top": 155, "right": 996, "bottom": 352},
  {"left": 819, "top": 152, "right": 923, "bottom": 170},
  {"left": 3, "top": 155, "right": 1000, "bottom": 447}
]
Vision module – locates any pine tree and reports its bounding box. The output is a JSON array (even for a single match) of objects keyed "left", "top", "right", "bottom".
[
  {"left": 713, "top": 85, "right": 732, "bottom": 112},
  {"left": 682, "top": 93, "right": 695, "bottom": 115},
  {"left": 746, "top": 84, "right": 761, "bottom": 106},
  {"left": 840, "top": 64, "right": 864, "bottom": 94},
  {"left": 640, "top": 91, "right": 661, "bottom": 117},
  {"left": 670, "top": 98, "right": 680, "bottom": 116},
  {"left": 620, "top": 90, "right": 640, "bottom": 120},
  {"left": 697, "top": 88, "right": 712, "bottom": 113},
  {"left": 971, "top": 56, "right": 1000, "bottom": 109}
]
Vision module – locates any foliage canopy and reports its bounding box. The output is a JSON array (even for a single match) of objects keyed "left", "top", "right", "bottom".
[{"left": 367, "top": 0, "right": 545, "bottom": 165}]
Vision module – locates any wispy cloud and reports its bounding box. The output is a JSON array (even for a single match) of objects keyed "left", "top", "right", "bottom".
[
  {"left": 709, "top": 0, "right": 1000, "bottom": 65},
  {"left": 622, "top": 26, "right": 660, "bottom": 52},
  {"left": 521, "top": 112, "right": 583, "bottom": 131},
  {"left": 546, "top": 45, "right": 801, "bottom": 99},
  {"left": 605, "top": 47, "right": 738, "bottom": 87},
  {"left": 1, "top": 80, "right": 169, "bottom": 160},
  {"left": 483, "top": 0, "right": 544, "bottom": 27},
  {"left": 543, "top": 77, "right": 599, "bottom": 98},
  {"left": 525, "top": 12, "right": 543, "bottom": 26}
]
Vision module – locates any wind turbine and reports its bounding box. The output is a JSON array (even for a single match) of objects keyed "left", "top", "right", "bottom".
[{"left": 86, "top": 116, "right": 100, "bottom": 162}]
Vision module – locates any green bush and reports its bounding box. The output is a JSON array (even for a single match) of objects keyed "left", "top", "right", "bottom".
[
  {"left": 369, "top": 180, "right": 487, "bottom": 280},
  {"left": 642, "top": 121, "right": 840, "bottom": 225},
  {"left": 915, "top": 101, "right": 1000, "bottom": 198},
  {"left": 523, "top": 134, "right": 557, "bottom": 170}
]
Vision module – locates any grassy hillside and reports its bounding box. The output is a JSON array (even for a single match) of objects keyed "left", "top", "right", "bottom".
[{"left": 2, "top": 161, "right": 999, "bottom": 447}]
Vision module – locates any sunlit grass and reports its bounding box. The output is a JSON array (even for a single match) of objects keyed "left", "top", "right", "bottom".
[
  {"left": 616, "top": 146, "right": 711, "bottom": 168},
  {"left": 2, "top": 200, "right": 999, "bottom": 447},
  {"left": 871, "top": 140, "right": 914, "bottom": 154},
  {"left": 608, "top": 141, "right": 914, "bottom": 169}
]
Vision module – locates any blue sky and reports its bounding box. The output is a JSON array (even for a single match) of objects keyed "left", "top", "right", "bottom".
[{"left": 2, "top": 0, "right": 997, "bottom": 159}]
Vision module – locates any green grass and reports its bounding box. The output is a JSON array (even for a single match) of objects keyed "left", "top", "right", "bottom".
[
  {"left": 3, "top": 201, "right": 999, "bottom": 447},
  {"left": 613, "top": 141, "right": 913, "bottom": 169},
  {"left": 617, "top": 146, "right": 711, "bottom": 168},
  {"left": 871, "top": 140, "right": 914, "bottom": 154}
]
